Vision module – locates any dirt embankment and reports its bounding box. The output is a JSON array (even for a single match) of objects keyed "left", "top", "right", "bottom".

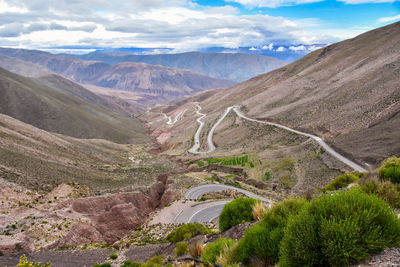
[
  {"left": 48, "top": 174, "right": 179, "bottom": 249},
  {"left": 0, "top": 174, "right": 179, "bottom": 255}
]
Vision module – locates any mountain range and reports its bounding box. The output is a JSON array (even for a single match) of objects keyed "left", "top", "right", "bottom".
[
  {"left": 0, "top": 48, "right": 235, "bottom": 105},
  {"left": 73, "top": 51, "right": 287, "bottom": 82}
]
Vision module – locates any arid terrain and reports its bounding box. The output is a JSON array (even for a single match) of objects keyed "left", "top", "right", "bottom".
[{"left": 0, "top": 19, "right": 399, "bottom": 267}]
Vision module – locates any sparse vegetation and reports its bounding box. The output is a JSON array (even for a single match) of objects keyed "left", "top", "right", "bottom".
[
  {"left": 92, "top": 263, "right": 111, "bottom": 267},
  {"left": 166, "top": 223, "right": 212, "bottom": 243},
  {"left": 109, "top": 253, "right": 118, "bottom": 260},
  {"left": 120, "top": 255, "right": 168, "bottom": 267},
  {"left": 378, "top": 156, "right": 400, "bottom": 184},
  {"left": 17, "top": 255, "right": 51, "bottom": 267},
  {"left": 360, "top": 180, "right": 400, "bottom": 208},
  {"left": 174, "top": 241, "right": 188, "bottom": 256},
  {"left": 188, "top": 241, "right": 204, "bottom": 258},
  {"left": 219, "top": 197, "right": 258, "bottom": 231},
  {"left": 252, "top": 201, "right": 266, "bottom": 220}
]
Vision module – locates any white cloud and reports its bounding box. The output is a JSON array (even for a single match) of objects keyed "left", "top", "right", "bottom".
[
  {"left": 249, "top": 46, "right": 259, "bottom": 50},
  {"left": 289, "top": 45, "right": 306, "bottom": 51},
  {"left": 262, "top": 43, "right": 274, "bottom": 50},
  {"left": 225, "top": 0, "right": 323, "bottom": 8},
  {"left": 276, "top": 46, "right": 286, "bottom": 51},
  {"left": 338, "top": 0, "right": 397, "bottom": 3},
  {"left": 0, "top": 0, "right": 344, "bottom": 51},
  {"left": 378, "top": 14, "right": 400, "bottom": 23},
  {"left": 0, "top": 0, "right": 27, "bottom": 13}
]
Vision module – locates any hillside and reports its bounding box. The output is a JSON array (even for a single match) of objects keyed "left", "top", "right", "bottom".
[
  {"left": 196, "top": 21, "right": 400, "bottom": 165},
  {"left": 0, "top": 54, "right": 52, "bottom": 77},
  {"left": 0, "top": 67, "right": 150, "bottom": 143},
  {"left": 90, "top": 62, "right": 234, "bottom": 96},
  {"left": 146, "top": 22, "right": 400, "bottom": 196},
  {"left": 74, "top": 51, "right": 287, "bottom": 82},
  {"left": 0, "top": 48, "right": 235, "bottom": 104}
]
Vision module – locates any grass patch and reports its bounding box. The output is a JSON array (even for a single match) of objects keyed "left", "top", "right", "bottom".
[{"left": 166, "top": 223, "right": 212, "bottom": 243}]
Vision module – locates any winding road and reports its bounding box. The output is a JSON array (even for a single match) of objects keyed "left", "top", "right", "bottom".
[
  {"left": 174, "top": 184, "right": 271, "bottom": 223},
  {"left": 188, "top": 104, "right": 235, "bottom": 154},
  {"left": 174, "top": 103, "right": 367, "bottom": 223},
  {"left": 163, "top": 109, "right": 187, "bottom": 126},
  {"left": 189, "top": 104, "right": 367, "bottom": 172}
]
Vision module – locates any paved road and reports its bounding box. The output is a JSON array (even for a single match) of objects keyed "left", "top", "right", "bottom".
[
  {"left": 185, "top": 184, "right": 270, "bottom": 203},
  {"left": 232, "top": 107, "right": 367, "bottom": 172},
  {"left": 162, "top": 109, "right": 187, "bottom": 126},
  {"left": 173, "top": 199, "right": 230, "bottom": 223},
  {"left": 188, "top": 104, "right": 234, "bottom": 154},
  {"left": 187, "top": 103, "right": 366, "bottom": 172},
  {"left": 188, "top": 202, "right": 227, "bottom": 223},
  {"left": 174, "top": 184, "right": 272, "bottom": 223},
  {"left": 188, "top": 104, "right": 207, "bottom": 154}
]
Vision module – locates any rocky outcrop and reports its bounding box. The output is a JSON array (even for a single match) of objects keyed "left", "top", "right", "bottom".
[
  {"left": 0, "top": 233, "right": 31, "bottom": 255},
  {"left": 49, "top": 174, "right": 179, "bottom": 248}
]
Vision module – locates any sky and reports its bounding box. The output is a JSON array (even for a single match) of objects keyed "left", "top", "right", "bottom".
[{"left": 0, "top": 0, "right": 399, "bottom": 54}]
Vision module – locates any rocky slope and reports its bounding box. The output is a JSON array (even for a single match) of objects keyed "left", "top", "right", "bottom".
[
  {"left": 75, "top": 51, "right": 287, "bottom": 82},
  {"left": 0, "top": 48, "right": 235, "bottom": 105},
  {"left": 0, "top": 67, "right": 149, "bottom": 143}
]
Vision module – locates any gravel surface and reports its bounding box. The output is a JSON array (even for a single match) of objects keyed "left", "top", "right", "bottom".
[
  {"left": 356, "top": 247, "right": 400, "bottom": 267},
  {"left": 0, "top": 248, "right": 113, "bottom": 267}
]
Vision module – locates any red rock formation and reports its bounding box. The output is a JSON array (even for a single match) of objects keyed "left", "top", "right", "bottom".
[{"left": 50, "top": 174, "right": 180, "bottom": 248}]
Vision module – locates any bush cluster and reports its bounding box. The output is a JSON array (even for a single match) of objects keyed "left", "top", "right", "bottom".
[
  {"left": 120, "top": 256, "right": 170, "bottom": 267},
  {"left": 174, "top": 241, "right": 188, "bottom": 256},
  {"left": 201, "top": 237, "right": 235, "bottom": 265},
  {"left": 166, "top": 223, "right": 212, "bottom": 243},
  {"left": 280, "top": 189, "right": 400, "bottom": 266},
  {"left": 234, "top": 198, "right": 308, "bottom": 265},
  {"left": 360, "top": 180, "right": 400, "bottom": 208},
  {"left": 219, "top": 197, "right": 258, "bottom": 231},
  {"left": 378, "top": 156, "right": 400, "bottom": 184},
  {"left": 323, "top": 172, "right": 364, "bottom": 192}
]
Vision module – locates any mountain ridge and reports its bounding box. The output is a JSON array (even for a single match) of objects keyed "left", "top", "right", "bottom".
[
  {"left": 0, "top": 47, "right": 235, "bottom": 105},
  {"left": 72, "top": 51, "right": 287, "bottom": 82}
]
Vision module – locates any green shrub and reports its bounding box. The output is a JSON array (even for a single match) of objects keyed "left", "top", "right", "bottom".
[
  {"left": 234, "top": 198, "right": 308, "bottom": 265},
  {"left": 323, "top": 173, "right": 364, "bottom": 192},
  {"left": 120, "top": 256, "right": 167, "bottom": 267},
  {"left": 279, "top": 189, "right": 400, "bottom": 267},
  {"left": 378, "top": 157, "right": 400, "bottom": 184},
  {"left": 16, "top": 255, "right": 50, "bottom": 267},
  {"left": 360, "top": 181, "right": 400, "bottom": 208},
  {"left": 219, "top": 197, "right": 258, "bottom": 231},
  {"left": 109, "top": 253, "right": 118, "bottom": 260},
  {"left": 174, "top": 241, "right": 188, "bottom": 256},
  {"left": 201, "top": 238, "right": 235, "bottom": 265},
  {"left": 166, "top": 223, "right": 212, "bottom": 243},
  {"left": 92, "top": 263, "right": 111, "bottom": 267}
]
